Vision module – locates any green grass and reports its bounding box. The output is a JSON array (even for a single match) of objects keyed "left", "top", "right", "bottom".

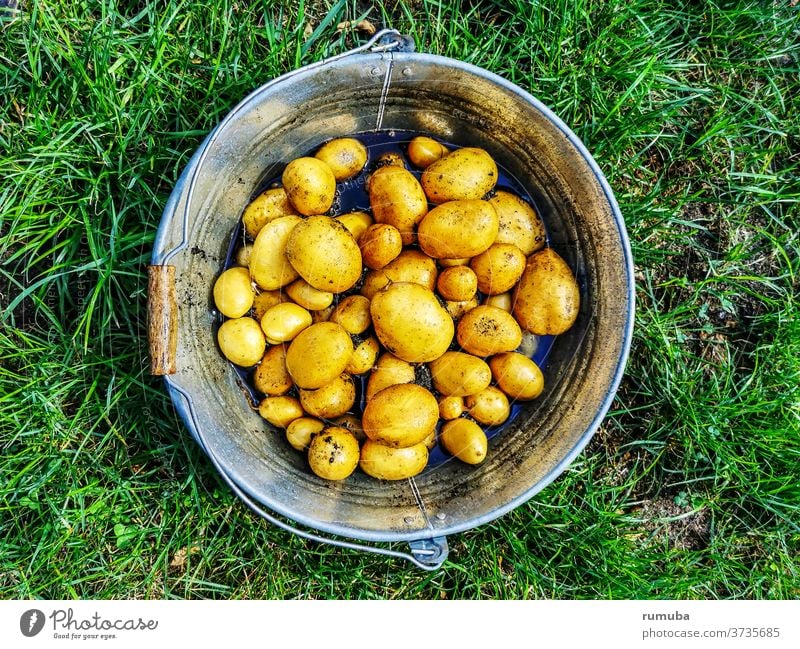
[{"left": 1, "top": 0, "right": 798, "bottom": 598}]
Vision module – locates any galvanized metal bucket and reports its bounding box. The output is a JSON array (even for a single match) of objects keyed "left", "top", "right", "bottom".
[{"left": 149, "top": 30, "right": 635, "bottom": 569}]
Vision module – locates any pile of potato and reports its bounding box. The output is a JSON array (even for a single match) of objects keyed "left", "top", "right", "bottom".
[{"left": 212, "top": 134, "right": 580, "bottom": 481}]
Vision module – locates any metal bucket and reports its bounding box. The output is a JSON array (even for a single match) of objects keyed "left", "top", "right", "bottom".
[{"left": 149, "top": 30, "right": 635, "bottom": 569}]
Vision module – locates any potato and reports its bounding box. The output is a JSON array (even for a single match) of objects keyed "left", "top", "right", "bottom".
[
  {"left": 358, "top": 223, "right": 402, "bottom": 270},
  {"left": 285, "top": 322, "right": 353, "bottom": 389},
  {"left": 421, "top": 147, "right": 498, "bottom": 203},
  {"left": 258, "top": 395, "right": 304, "bottom": 429},
  {"left": 440, "top": 418, "right": 488, "bottom": 464},
  {"left": 282, "top": 157, "right": 336, "bottom": 215},
  {"left": 329, "top": 295, "right": 371, "bottom": 334},
  {"left": 332, "top": 414, "right": 366, "bottom": 443},
  {"left": 299, "top": 374, "right": 356, "bottom": 419},
  {"left": 286, "top": 417, "right": 324, "bottom": 451},
  {"left": 457, "top": 305, "right": 522, "bottom": 357},
  {"left": 422, "top": 430, "right": 437, "bottom": 450},
  {"left": 483, "top": 291, "right": 512, "bottom": 312},
  {"left": 417, "top": 200, "right": 499, "bottom": 259},
  {"left": 213, "top": 267, "right": 254, "bottom": 318},
  {"left": 360, "top": 249, "right": 438, "bottom": 299},
  {"left": 438, "top": 257, "right": 470, "bottom": 268},
  {"left": 445, "top": 296, "right": 479, "bottom": 320},
  {"left": 335, "top": 211, "right": 373, "bottom": 240},
  {"left": 408, "top": 136, "right": 449, "bottom": 169},
  {"left": 438, "top": 395, "right": 464, "bottom": 420},
  {"left": 429, "top": 351, "right": 492, "bottom": 397},
  {"left": 253, "top": 345, "right": 292, "bottom": 396},
  {"left": 235, "top": 243, "right": 253, "bottom": 267},
  {"left": 488, "top": 190, "right": 546, "bottom": 256},
  {"left": 436, "top": 266, "right": 477, "bottom": 302},
  {"left": 285, "top": 215, "right": 362, "bottom": 293},
  {"left": 512, "top": 248, "right": 580, "bottom": 334},
  {"left": 315, "top": 137, "right": 367, "bottom": 181},
  {"left": 365, "top": 353, "right": 415, "bottom": 400},
  {"left": 362, "top": 383, "right": 438, "bottom": 447},
  {"left": 284, "top": 278, "right": 334, "bottom": 311},
  {"left": 470, "top": 243, "right": 526, "bottom": 295},
  {"left": 346, "top": 336, "right": 380, "bottom": 375},
  {"left": 252, "top": 290, "right": 285, "bottom": 320},
  {"left": 374, "top": 151, "right": 405, "bottom": 169},
  {"left": 368, "top": 165, "right": 428, "bottom": 245},
  {"left": 359, "top": 439, "right": 428, "bottom": 480},
  {"left": 489, "top": 352, "right": 544, "bottom": 401},
  {"left": 242, "top": 187, "right": 298, "bottom": 239},
  {"left": 465, "top": 386, "right": 510, "bottom": 426},
  {"left": 518, "top": 330, "right": 539, "bottom": 357},
  {"left": 249, "top": 215, "right": 302, "bottom": 290},
  {"left": 260, "top": 302, "right": 312, "bottom": 343},
  {"left": 311, "top": 303, "right": 335, "bottom": 324},
  {"left": 308, "top": 427, "right": 360, "bottom": 480},
  {"left": 217, "top": 317, "right": 266, "bottom": 367},
  {"left": 371, "top": 282, "right": 454, "bottom": 363}
]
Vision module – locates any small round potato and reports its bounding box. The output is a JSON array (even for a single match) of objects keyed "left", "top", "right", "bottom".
[
  {"left": 365, "top": 353, "right": 416, "bottom": 400},
  {"left": 513, "top": 248, "right": 580, "bottom": 335},
  {"left": 332, "top": 414, "right": 366, "bottom": 443},
  {"left": 439, "top": 395, "right": 465, "bottom": 420},
  {"left": 213, "top": 266, "right": 254, "bottom": 318},
  {"left": 235, "top": 243, "right": 254, "bottom": 267},
  {"left": 489, "top": 190, "right": 546, "bottom": 256},
  {"left": 421, "top": 147, "right": 498, "bottom": 204},
  {"left": 252, "top": 290, "right": 285, "bottom": 320},
  {"left": 359, "top": 439, "right": 429, "bottom": 480},
  {"left": 440, "top": 418, "right": 488, "bottom": 465},
  {"left": 285, "top": 322, "right": 353, "bottom": 389},
  {"left": 445, "top": 297, "right": 480, "bottom": 320},
  {"left": 362, "top": 383, "right": 439, "bottom": 448},
  {"left": 335, "top": 211, "right": 373, "bottom": 240},
  {"left": 470, "top": 243, "right": 526, "bottom": 295},
  {"left": 284, "top": 278, "right": 334, "bottom": 311},
  {"left": 483, "top": 291, "right": 512, "bottom": 312},
  {"left": 358, "top": 223, "right": 403, "bottom": 270},
  {"left": 429, "top": 351, "right": 492, "bottom": 397},
  {"left": 465, "top": 386, "right": 511, "bottom": 426},
  {"left": 373, "top": 151, "right": 405, "bottom": 168},
  {"left": 286, "top": 417, "right": 324, "bottom": 451},
  {"left": 315, "top": 137, "right": 368, "bottom": 181},
  {"left": 489, "top": 352, "right": 544, "bottom": 401},
  {"left": 360, "top": 249, "right": 438, "bottom": 299},
  {"left": 408, "top": 136, "right": 449, "bottom": 169},
  {"left": 346, "top": 336, "right": 380, "bottom": 375},
  {"left": 417, "top": 200, "right": 499, "bottom": 259},
  {"left": 368, "top": 165, "right": 428, "bottom": 245},
  {"left": 253, "top": 345, "right": 293, "bottom": 396},
  {"left": 249, "top": 215, "right": 302, "bottom": 290},
  {"left": 457, "top": 305, "right": 522, "bottom": 357},
  {"left": 299, "top": 374, "right": 356, "bottom": 419},
  {"left": 308, "top": 427, "right": 360, "bottom": 481},
  {"left": 436, "top": 266, "right": 478, "bottom": 302},
  {"left": 242, "top": 187, "right": 299, "bottom": 239},
  {"left": 217, "top": 317, "right": 266, "bottom": 367},
  {"left": 258, "top": 395, "right": 304, "bottom": 429},
  {"left": 330, "top": 295, "right": 372, "bottom": 334},
  {"left": 282, "top": 157, "right": 336, "bottom": 216},
  {"left": 260, "top": 302, "right": 312, "bottom": 343}
]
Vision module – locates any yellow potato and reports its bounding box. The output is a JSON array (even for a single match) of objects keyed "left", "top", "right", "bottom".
[
  {"left": 421, "top": 147, "right": 498, "bottom": 203},
  {"left": 465, "top": 386, "right": 510, "bottom": 426},
  {"left": 249, "top": 215, "right": 302, "bottom": 290},
  {"left": 407, "top": 136, "right": 449, "bottom": 169},
  {"left": 440, "top": 418, "right": 488, "bottom": 464},
  {"left": 365, "top": 353, "right": 415, "bottom": 400},
  {"left": 285, "top": 322, "right": 353, "bottom": 389},
  {"left": 260, "top": 302, "right": 312, "bottom": 342},
  {"left": 438, "top": 257, "right": 470, "bottom": 268},
  {"left": 252, "top": 290, "right": 285, "bottom": 320},
  {"left": 299, "top": 374, "right": 356, "bottom": 419},
  {"left": 417, "top": 200, "right": 499, "bottom": 259},
  {"left": 489, "top": 352, "right": 544, "bottom": 401},
  {"left": 368, "top": 165, "right": 428, "bottom": 245},
  {"left": 286, "top": 417, "right": 324, "bottom": 451},
  {"left": 512, "top": 248, "right": 580, "bottom": 334},
  {"left": 445, "top": 296, "right": 480, "bottom": 320},
  {"left": 371, "top": 282, "right": 454, "bottom": 363},
  {"left": 359, "top": 440, "right": 429, "bottom": 480},
  {"left": 284, "top": 278, "right": 334, "bottom": 311},
  {"left": 346, "top": 335, "right": 379, "bottom": 375},
  {"left": 436, "top": 266, "right": 477, "bottom": 302},
  {"left": 483, "top": 291, "right": 512, "bottom": 312},
  {"left": 217, "top": 317, "right": 266, "bottom": 367},
  {"left": 330, "top": 295, "right": 372, "bottom": 334},
  {"left": 489, "top": 190, "right": 546, "bottom": 256},
  {"left": 282, "top": 157, "right": 336, "bottom": 216},
  {"left": 257, "top": 395, "right": 304, "bottom": 429},
  {"left": 335, "top": 211, "right": 373, "bottom": 240},
  {"left": 429, "top": 351, "right": 492, "bottom": 397},
  {"left": 285, "top": 215, "right": 362, "bottom": 293},
  {"left": 374, "top": 151, "right": 405, "bottom": 168},
  {"left": 422, "top": 430, "right": 437, "bottom": 450},
  {"left": 469, "top": 243, "right": 526, "bottom": 295},
  {"left": 358, "top": 223, "right": 403, "bottom": 270},
  {"left": 235, "top": 243, "right": 253, "bottom": 267},
  {"left": 308, "top": 427, "right": 360, "bottom": 480},
  {"left": 314, "top": 137, "right": 367, "bottom": 181},
  {"left": 438, "top": 395, "right": 465, "bottom": 420},
  {"left": 311, "top": 303, "right": 336, "bottom": 324},
  {"left": 457, "top": 305, "right": 522, "bottom": 357},
  {"left": 362, "top": 383, "right": 439, "bottom": 448},
  {"left": 213, "top": 267, "right": 254, "bottom": 318},
  {"left": 360, "top": 249, "right": 438, "bottom": 299},
  {"left": 242, "top": 187, "right": 299, "bottom": 239},
  {"left": 253, "top": 345, "right": 293, "bottom": 396},
  {"left": 332, "top": 413, "right": 366, "bottom": 443}
]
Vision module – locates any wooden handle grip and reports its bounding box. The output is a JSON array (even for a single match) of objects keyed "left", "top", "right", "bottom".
[{"left": 148, "top": 265, "right": 178, "bottom": 375}]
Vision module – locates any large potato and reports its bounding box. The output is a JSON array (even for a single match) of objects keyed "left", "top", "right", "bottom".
[
  {"left": 368, "top": 165, "right": 428, "bottom": 245},
  {"left": 308, "top": 427, "right": 360, "bottom": 480},
  {"left": 285, "top": 322, "right": 353, "bottom": 389},
  {"left": 282, "top": 157, "right": 336, "bottom": 215},
  {"left": 440, "top": 418, "right": 488, "bottom": 464},
  {"left": 421, "top": 147, "right": 498, "bottom": 203},
  {"left": 217, "top": 317, "right": 265, "bottom": 367},
  {"left": 417, "top": 200, "right": 499, "bottom": 259},
  {"left": 362, "top": 383, "right": 438, "bottom": 447},
  {"left": 489, "top": 352, "right": 544, "bottom": 401},
  {"left": 457, "top": 305, "right": 522, "bottom": 357},
  {"left": 489, "top": 190, "right": 546, "bottom": 256},
  {"left": 407, "top": 136, "right": 449, "bottom": 169},
  {"left": 365, "top": 353, "right": 415, "bottom": 400},
  {"left": 371, "top": 282, "right": 454, "bottom": 363},
  {"left": 429, "top": 351, "right": 492, "bottom": 397},
  {"left": 469, "top": 243, "right": 526, "bottom": 295},
  {"left": 299, "top": 374, "right": 356, "bottom": 419},
  {"left": 512, "top": 248, "right": 580, "bottom": 334},
  {"left": 285, "top": 215, "right": 362, "bottom": 293},
  {"left": 213, "top": 267, "right": 254, "bottom": 318},
  {"left": 360, "top": 440, "right": 429, "bottom": 480},
  {"left": 315, "top": 137, "right": 367, "bottom": 181},
  {"left": 360, "top": 249, "right": 437, "bottom": 299},
  {"left": 253, "top": 344, "right": 293, "bottom": 396},
  {"left": 242, "top": 187, "right": 298, "bottom": 239},
  {"left": 249, "top": 215, "right": 302, "bottom": 290}
]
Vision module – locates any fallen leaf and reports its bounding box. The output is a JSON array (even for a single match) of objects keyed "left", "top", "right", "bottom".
[{"left": 170, "top": 545, "right": 200, "bottom": 568}]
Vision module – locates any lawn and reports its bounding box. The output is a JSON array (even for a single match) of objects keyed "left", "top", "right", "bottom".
[{"left": 1, "top": 0, "right": 798, "bottom": 599}]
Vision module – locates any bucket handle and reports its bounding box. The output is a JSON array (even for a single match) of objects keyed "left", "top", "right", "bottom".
[{"left": 148, "top": 265, "right": 178, "bottom": 375}]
